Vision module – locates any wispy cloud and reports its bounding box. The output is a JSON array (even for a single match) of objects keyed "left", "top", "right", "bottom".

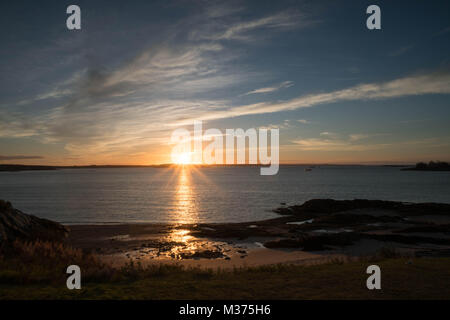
[
  {"left": 292, "top": 133, "right": 390, "bottom": 151},
  {"left": 204, "top": 3, "right": 245, "bottom": 18},
  {"left": 2, "top": 67, "right": 449, "bottom": 158},
  {"left": 388, "top": 45, "right": 414, "bottom": 57},
  {"left": 259, "top": 119, "right": 291, "bottom": 130},
  {"left": 0, "top": 155, "right": 43, "bottom": 160},
  {"left": 243, "top": 81, "right": 293, "bottom": 95},
  {"left": 199, "top": 11, "right": 308, "bottom": 41},
  {"left": 349, "top": 134, "right": 370, "bottom": 141},
  {"left": 187, "top": 69, "right": 450, "bottom": 122}
]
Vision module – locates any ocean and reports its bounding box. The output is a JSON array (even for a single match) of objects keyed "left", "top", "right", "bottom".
[{"left": 1, "top": 165, "right": 449, "bottom": 224}]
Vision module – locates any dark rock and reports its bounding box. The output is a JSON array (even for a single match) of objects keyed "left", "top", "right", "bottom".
[
  {"left": 264, "top": 233, "right": 361, "bottom": 251},
  {"left": 274, "top": 199, "right": 450, "bottom": 218},
  {"left": 0, "top": 200, "right": 68, "bottom": 243},
  {"left": 396, "top": 203, "right": 450, "bottom": 216},
  {"left": 396, "top": 224, "right": 450, "bottom": 234},
  {"left": 299, "top": 199, "right": 400, "bottom": 214},
  {"left": 366, "top": 233, "right": 450, "bottom": 245},
  {"left": 177, "top": 250, "right": 224, "bottom": 259},
  {"left": 272, "top": 207, "right": 294, "bottom": 215},
  {"left": 315, "top": 213, "right": 401, "bottom": 225}
]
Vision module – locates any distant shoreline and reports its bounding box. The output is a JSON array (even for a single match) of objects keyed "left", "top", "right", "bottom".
[{"left": 0, "top": 163, "right": 413, "bottom": 172}]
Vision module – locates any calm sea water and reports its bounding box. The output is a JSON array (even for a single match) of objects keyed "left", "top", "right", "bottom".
[{"left": 0, "top": 166, "right": 449, "bottom": 224}]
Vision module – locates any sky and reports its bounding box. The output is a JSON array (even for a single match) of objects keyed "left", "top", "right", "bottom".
[{"left": 0, "top": 0, "right": 449, "bottom": 165}]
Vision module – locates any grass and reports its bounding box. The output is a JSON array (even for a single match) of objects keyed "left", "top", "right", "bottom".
[{"left": 1, "top": 241, "right": 450, "bottom": 299}]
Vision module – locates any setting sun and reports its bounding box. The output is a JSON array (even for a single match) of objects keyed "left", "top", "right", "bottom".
[{"left": 174, "top": 152, "right": 193, "bottom": 165}]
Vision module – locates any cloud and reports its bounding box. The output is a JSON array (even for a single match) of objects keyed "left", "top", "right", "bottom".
[
  {"left": 2, "top": 68, "right": 449, "bottom": 158},
  {"left": 0, "top": 41, "right": 241, "bottom": 154},
  {"left": 17, "top": 88, "right": 74, "bottom": 106},
  {"left": 349, "top": 134, "right": 369, "bottom": 141},
  {"left": 203, "top": 12, "right": 305, "bottom": 41},
  {"left": 244, "top": 81, "right": 293, "bottom": 95},
  {"left": 388, "top": 45, "right": 414, "bottom": 57},
  {"left": 0, "top": 5, "right": 320, "bottom": 160},
  {"left": 0, "top": 155, "right": 43, "bottom": 160},
  {"left": 259, "top": 119, "right": 291, "bottom": 130},
  {"left": 190, "top": 7, "right": 317, "bottom": 43},
  {"left": 184, "top": 68, "right": 450, "bottom": 123},
  {"left": 1, "top": 1, "right": 448, "bottom": 163},
  {"left": 292, "top": 133, "right": 390, "bottom": 151},
  {"left": 320, "top": 131, "right": 337, "bottom": 138},
  {"left": 205, "top": 3, "right": 244, "bottom": 18}
]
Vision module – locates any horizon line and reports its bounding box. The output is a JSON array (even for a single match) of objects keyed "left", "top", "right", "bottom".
[{"left": 0, "top": 162, "right": 421, "bottom": 168}]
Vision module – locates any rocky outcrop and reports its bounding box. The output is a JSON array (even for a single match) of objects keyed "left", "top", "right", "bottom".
[
  {"left": 0, "top": 200, "right": 68, "bottom": 243},
  {"left": 273, "top": 199, "right": 450, "bottom": 217}
]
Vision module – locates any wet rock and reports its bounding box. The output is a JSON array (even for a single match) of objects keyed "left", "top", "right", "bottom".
[
  {"left": 177, "top": 250, "right": 224, "bottom": 259},
  {"left": 264, "top": 233, "right": 361, "bottom": 251}
]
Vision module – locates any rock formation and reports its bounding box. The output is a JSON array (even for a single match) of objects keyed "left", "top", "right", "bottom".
[{"left": 0, "top": 200, "right": 68, "bottom": 243}]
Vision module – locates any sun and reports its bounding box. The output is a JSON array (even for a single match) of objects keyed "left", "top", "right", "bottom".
[{"left": 174, "top": 152, "right": 192, "bottom": 165}]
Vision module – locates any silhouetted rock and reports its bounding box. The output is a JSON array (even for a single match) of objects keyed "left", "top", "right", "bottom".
[
  {"left": 273, "top": 199, "right": 450, "bottom": 217},
  {"left": 0, "top": 200, "right": 68, "bottom": 243}
]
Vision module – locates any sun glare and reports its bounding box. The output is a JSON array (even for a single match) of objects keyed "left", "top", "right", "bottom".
[{"left": 174, "top": 152, "right": 192, "bottom": 165}]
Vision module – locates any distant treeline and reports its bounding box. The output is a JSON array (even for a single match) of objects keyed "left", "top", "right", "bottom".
[
  {"left": 0, "top": 164, "right": 172, "bottom": 172},
  {"left": 0, "top": 164, "right": 58, "bottom": 172},
  {"left": 402, "top": 161, "right": 450, "bottom": 171}
]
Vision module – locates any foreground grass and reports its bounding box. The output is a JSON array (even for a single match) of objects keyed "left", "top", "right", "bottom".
[
  {"left": 1, "top": 241, "right": 450, "bottom": 299},
  {"left": 2, "top": 259, "right": 450, "bottom": 299}
]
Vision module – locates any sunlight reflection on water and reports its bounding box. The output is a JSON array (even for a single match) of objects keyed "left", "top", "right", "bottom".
[
  {"left": 174, "top": 166, "right": 199, "bottom": 224},
  {"left": 1, "top": 166, "right": 450, "bottom": 224}
]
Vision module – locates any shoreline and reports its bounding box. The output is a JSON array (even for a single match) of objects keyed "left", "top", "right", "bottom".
[
  {"left": 3, "top": 198, "right": 450, "bottom": 299},
  {"left": 67, "top": 221, "right": 349, "bottom": 269},
  {"left": 66, "top": 199, "right": 450, "bottom": 269},
  {"left": 0, "top": 163, "right": 415, "bottom": 172}
]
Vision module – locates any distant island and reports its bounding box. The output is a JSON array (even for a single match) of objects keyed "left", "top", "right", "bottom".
[{"left": 402, "top": 161, "right": 450, "bottom": 171}]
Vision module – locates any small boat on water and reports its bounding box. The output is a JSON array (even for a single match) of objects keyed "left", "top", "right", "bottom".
[{"left": 305, "top": 167, "right": 313, "bottom": 172}]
